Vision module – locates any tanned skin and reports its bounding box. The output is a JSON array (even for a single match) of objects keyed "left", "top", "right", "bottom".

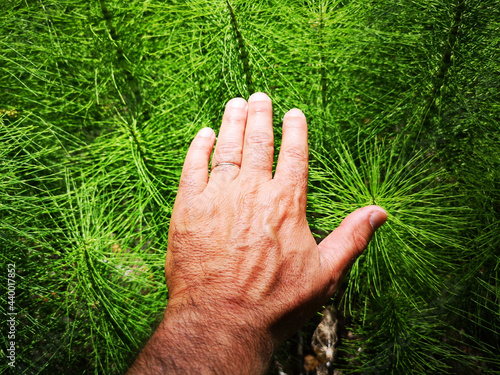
[{"left": 127, "top": 93, "right": 387, "bottom": 374}]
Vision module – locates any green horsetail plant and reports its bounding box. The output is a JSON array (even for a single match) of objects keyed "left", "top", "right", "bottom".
[
  {"left": 308, "top": 137, "right": 471, "bottom": 372},
  {"left": 2, "top": 0, "right": 499, "bottom": 373}
]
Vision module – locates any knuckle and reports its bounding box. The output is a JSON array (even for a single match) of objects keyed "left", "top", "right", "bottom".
[
  {"left": 252, "top": 104, "right": 271, "bottom": 115},
  {"left": 247, "top": 131, "right": 273, "bottom": 147},
  {"left": 350, "top": 227, "right": 369, "bottom": 253},
  {"left": 215, "top": 141, "right": 243, "bottom": 158},
  {"left": 225, "top": 110, "right": 247, "bottom": 124}
]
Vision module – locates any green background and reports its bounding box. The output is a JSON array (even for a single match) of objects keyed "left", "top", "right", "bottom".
[{"left": 1, "top": 0, "right": 499, "bottom": 373}]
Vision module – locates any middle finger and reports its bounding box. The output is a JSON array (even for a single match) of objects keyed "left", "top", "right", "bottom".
[{"left": 239, "top": 92, "right": 274, "bottom": 183}]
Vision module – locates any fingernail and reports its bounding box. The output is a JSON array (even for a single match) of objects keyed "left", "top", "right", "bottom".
[
  {"left": 286, "top": 108, "right": 305, "bottom": 118},
  {"left": 227, "top": 98, "right": 247, "bottom": 108},
  {"left": 369, "top": 209, "right": 388, "bottom": 230},
  {"left": 198, "top": 127, "right": 214, "bottom": 138},
  {"left": 249, "top": 92, "right": 270, "bottom": 102}
]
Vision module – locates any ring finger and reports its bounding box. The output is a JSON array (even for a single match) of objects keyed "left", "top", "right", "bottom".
[{"left": 210, "top": 97, "right": 247, "bottom": 182}]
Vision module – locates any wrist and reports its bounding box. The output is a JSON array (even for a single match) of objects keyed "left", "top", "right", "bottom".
[
  {"left": 129, "top": 298, "right": 274, "bottom": 374},
  {"left": 165, "top": 298, "right": 274, "bottom": 372}
]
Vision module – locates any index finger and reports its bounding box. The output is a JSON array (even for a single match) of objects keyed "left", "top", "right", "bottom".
[
  {"left": 178, "top": 127, "right": 216, "bottom": 198},
  {"left": 273, "top": 108, "right": 309, "bottom": 193}
]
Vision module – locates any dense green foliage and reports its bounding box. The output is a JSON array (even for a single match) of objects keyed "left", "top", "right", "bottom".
[{"left": 1, "top": 0, "right": 499, "bottom": 373}]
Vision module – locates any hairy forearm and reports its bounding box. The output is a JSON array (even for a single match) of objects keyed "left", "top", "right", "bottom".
[{"left": 127, "top": 302, "right": 274, "bottom": 375}]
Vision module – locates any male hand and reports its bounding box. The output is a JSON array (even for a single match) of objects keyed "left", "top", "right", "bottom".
[{"left": 128, "top": 92, "right": 386, "bottom": 374}]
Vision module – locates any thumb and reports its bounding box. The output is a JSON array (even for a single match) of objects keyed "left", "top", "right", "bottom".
[{"left": 318, "top": 205, "right": 387, "bottom": 283}]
